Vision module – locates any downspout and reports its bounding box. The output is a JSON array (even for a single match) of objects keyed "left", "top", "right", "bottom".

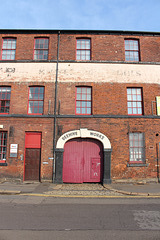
[
  {"left": 156, "top": 143, "right": 160, "bottom": 183},
  {"left": 53, "top": 31, "right": 60, "bottom": 182}
]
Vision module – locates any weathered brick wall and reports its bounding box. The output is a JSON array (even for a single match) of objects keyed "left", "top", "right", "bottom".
[
  {"left": 0, "top": 61, "right": 160, "bottom": 181},
  {"left": 1, "top": 115, "right": 158, "bottom": 181},
  {"left": 57, "top": 63, "right": 160, "bottom": 116},
  {"left": 56, "top": 117, "right": 160, "bottom": 181},
  {"left": 0, "top": 31, "right": 160, "bottom": 182},
  {"left": 0, "top": 117, "right": 54, "bottom": 180},
  {"left": 0, "top": 33, "right": 58, "bottom": 61},
  {"left": 59, "top": 33, "right": 160, "bottom": 62},
  {"left": 0, "top": 32, "right": 160, "bottom": 62},
  {"left": 58, "top": 81, "right": 160, "bottom": 116},
  {"left": 0, "top": 62, "right": 159, "bottom": 116},
  {"left": 0, "top": 63, "right": 56, "bottom": 180}
]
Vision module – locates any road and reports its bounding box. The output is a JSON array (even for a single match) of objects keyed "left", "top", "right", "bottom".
[{"left": 0, "top": 195, "right": 159, "bottom": 240}]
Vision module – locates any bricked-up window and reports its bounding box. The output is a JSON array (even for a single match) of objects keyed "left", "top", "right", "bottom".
[
  {"left": 0, "top": 132, "right": 7, "bottom": 162},
  {"left": 2, "top": 38, "right": 16, "bottom": 60},
  {"left": 127, "top": 88, "right": 143, "bottom": 115},
  {"left": 28, "top": 86, "right": 44, "bottom": 114},
  {"left": 0, "top": 87, "right": 11, "bottom": 114},
  {"left": 129, "top": 133, "right": 145, "bottom": 162},
  {"left": 125, "top": 39, "right": 140, "bottom": 62},
  {"left": 34, "top": 38, "right": 49, "bottom": 60},
  {"left": 76, "top": 39, "right": 91, "bottom": 60},
  {"left": 76, "top": 87, "right": 92, "bottom": 115}
]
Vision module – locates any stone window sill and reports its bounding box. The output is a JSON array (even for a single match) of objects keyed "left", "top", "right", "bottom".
[{"left": 127, "top": 163, "right": 148, "bottom": 167}]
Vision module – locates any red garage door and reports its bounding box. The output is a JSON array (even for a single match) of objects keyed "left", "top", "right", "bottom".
[{"left": 63, "top": 138, "right": 103, "bottom": 183}]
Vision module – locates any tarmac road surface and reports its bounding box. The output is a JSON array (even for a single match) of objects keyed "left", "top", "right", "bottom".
[{"left": 0, "top": 196, "right": 159, "bottom": 240}]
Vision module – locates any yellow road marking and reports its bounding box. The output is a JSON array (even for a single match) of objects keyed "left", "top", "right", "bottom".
[{"left": 20, "top": 193, "right": 160, "bottom": 198}]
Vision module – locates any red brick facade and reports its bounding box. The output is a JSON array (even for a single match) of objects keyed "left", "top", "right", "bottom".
[{"left": 0, "top": 29, "right": 160, "bottom": 183}]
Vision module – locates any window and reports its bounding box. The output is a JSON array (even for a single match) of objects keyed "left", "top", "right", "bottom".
[
  {"left": 125, "top": 39, "right": 140, "bottom": 62},
  {"left": 0, "top": 132, "right": 7, "bottom": 163},
  {"left": 76, "top": 87, "right": 92, "bottom": 115},
  {"left": 0, "top": 87, "right": 11, "bottom": 114},
  {"left": 127, "top": 88, "right": 143, "bottom": 115},
  {"left": 129, "top": 133, "right": 145, "bottom": 162},
  {"left": 34, "top": 38, "right": 49, "bottom": 60},
  {"left": 2, "top": 38, "right": 16, "bottom": 60},
  {"left": 76, "top": 39, "right": 91, "bottom": 60},
  {"left": 28, "top": 86, "right": 44, "bottom": 114}
]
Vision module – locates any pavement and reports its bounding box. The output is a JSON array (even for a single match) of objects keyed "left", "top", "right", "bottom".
[{"left": 0, "top": 180, "right": 160, "bottom": 197}]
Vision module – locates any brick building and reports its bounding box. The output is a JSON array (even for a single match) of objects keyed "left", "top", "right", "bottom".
[{"left": 0, "top": 29, "right": 160, "bottom": 183}]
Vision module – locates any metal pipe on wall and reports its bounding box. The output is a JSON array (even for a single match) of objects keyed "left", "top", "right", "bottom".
[
  {"left": 156, "top": 143, "right": 160, "bottom": 183},
  {"left": 53, "top": 31, "right": 60, "bottom": 181}
]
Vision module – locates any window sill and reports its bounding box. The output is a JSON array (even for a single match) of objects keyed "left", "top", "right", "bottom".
[
  {"left": 1, "top": 59, "right": 15, "bottom": 61},
  {"left": 127, "top": 163, "right": 148, "bottom": 167},
  {"left": 75, "top": 114, "right": 92, "bottom": 116},
  {"left": 27, "top": 113, "right": 43, "bottom": 115},
  {"left": 128, "top": 114, "right": 143, "bottom": 116},
  {"left": 0, "top": 162, "right": 7, "bottom": 166},
  {"left": 33, "top": 59, "right": 48, "bottom": 61},
  {"left": 125, "top": 60, "right": 140, "bottom": 63}
]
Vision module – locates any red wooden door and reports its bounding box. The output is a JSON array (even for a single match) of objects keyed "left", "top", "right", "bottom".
[
  {"left": 63, "top": 139, "right": 83, "bottom": 183},
  {"left": 63, "top": 138, "right": 103, "bottom": 183},
  {"left": 24, "top": 132, "right": 41, "bottom": 181},
  {"left": 25, "top": 148, "right": 41, "bottom": 181},
  {"left": 83, "top": 139, "right": 103, "bottom": 182}
]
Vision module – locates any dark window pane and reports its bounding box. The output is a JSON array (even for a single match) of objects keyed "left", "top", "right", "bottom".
[
  {"left": 125, "top": 39, "right": 139, "bottom": 62},
  {"left": 129, "top": 133, "right": 144, "bottom": 162},
  {"left": 34, "top": 38, "right": 49, "bottom": 60},
  {"left": 127, "top": 88, "right": 142, "bottom": 115},
  {"left": 76, "top": 39, "right": 91, "bottom": 60},
  {"left": 28, "top": 87, "right": 44, "bottom": 114},
  {"left": 76, "top": 87, "right": 91, "bottom": 115},
  {"left": 0, "top": 87, "right": 11, "bottom": 114},
  {"left": 0, "top": 132, "right": 7, "bottom": 160},
  {"left": 2, "top": 39, "right": 16, "bottom": 60}
]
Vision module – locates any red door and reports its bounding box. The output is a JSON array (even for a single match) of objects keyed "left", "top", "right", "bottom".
[
  {"left": 24, "top": 132, "right": 41, "bottom": 181},
  {"left": 63, "top": 139, "right": 83, "bottom": 183},
  {"left": 63, "top": 138, "right": 103, "bottom": 183}
]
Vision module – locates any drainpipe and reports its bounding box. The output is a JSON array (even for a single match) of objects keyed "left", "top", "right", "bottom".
[
  {"left": 156, "top": 143, "right": 160, "bottom": 183},
  {"left": 53, "top": 31, "right": 60, "bottom": 182}
]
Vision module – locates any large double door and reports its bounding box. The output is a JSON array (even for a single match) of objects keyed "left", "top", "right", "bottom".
[{"left": 63, "top": 138, "right": 103, "bottom": 183}]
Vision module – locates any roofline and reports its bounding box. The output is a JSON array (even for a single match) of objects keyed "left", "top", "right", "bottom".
[{"left": 0, "top": 29, "right": 160, "bottom": 36}]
